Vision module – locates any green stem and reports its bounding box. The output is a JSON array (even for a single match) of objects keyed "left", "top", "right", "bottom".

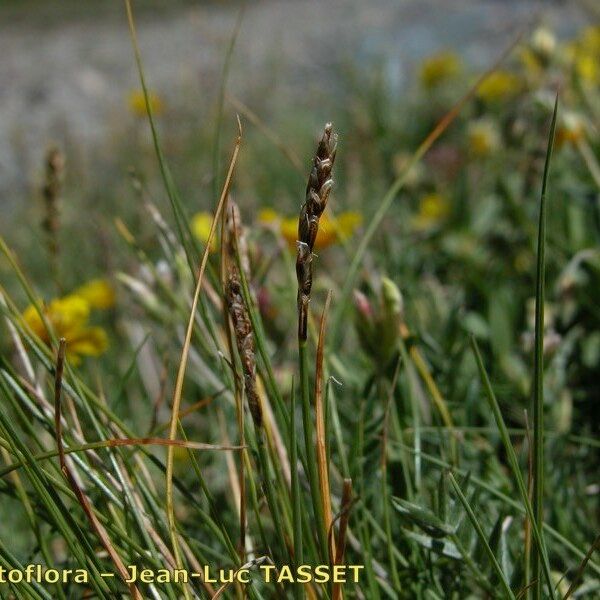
[
  {"left": 290, "top": 383, "right": 304, "bottom": 600},
  {"left": 299, "top": 340, "right": 328, "bottom": 562},
  {"left": 532, "top": 95, "right": 558, "bottom": 600}
]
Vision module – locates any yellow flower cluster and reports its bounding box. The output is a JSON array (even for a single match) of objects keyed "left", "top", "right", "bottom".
[
  {"left": 467, "top": 118, "right": 501, "bottom": 157},
  {"left": 128, "top": 89, "right": 165, "bottom": 118},
  {"left": 259, "top": 208, "right": 363, "bottom": 249},
  {"left": 419, "top": 51, "right": 462, "bottom": 89},
  {"left": 412, "top": 193, "right": 450, "bottom": 231},
  {"left": 568, "top": 25, "right": 600, "bottom": 86},
  {"left": 22, "top": 279, "right": 114, "bottom": 364},
  {"left": 191, "top": 212, "right": 218, "bottom": 252},
  {"left": 476, "top": 70, "right": 522, "bottom": 103}
]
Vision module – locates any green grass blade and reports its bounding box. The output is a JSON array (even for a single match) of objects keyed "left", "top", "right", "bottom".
[
  {"left": 532, "top": 93, "right": 558, "bottom": 600},
  {"left": 124, "top": 0, "right": 200, "bottom": 276},
  {"left": 470, "top": 337, "right": 555, "bottom": 598},
  {"left": 448, "top": 473, "right": 516, "bottom": 600}
]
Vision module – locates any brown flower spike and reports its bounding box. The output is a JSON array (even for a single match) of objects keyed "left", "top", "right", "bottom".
[
  {"left": 296, "top": 123, "right": 337, "bottom": 341},
  {"left": 226, "top": 203, "right": 262, "bottom": 429}
]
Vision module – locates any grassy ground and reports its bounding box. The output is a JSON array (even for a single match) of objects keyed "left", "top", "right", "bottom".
[{"left": 0, "top": 4, "right": 598, "bottom": 599}]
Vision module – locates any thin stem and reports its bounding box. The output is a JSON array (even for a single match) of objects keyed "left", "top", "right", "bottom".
[{"left": 299, "top": 340, "right": 328, "bottom": 561}]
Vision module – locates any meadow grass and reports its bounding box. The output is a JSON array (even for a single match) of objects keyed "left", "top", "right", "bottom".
[{"left": 0, "top": 4, "right": 598, "bottom": 599}]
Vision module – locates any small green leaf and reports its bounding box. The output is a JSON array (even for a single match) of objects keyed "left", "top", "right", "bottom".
[{"left": 392, "top": 497, "right": 456, "bottom": 538}]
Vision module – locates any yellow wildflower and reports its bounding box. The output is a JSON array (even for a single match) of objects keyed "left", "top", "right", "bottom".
[
  {"left": 128, "top": 89, "right": 164, "bottom": 118},
  {"left": 74, "top": 279, "right": 115, "bottom": 309},
  {"left": 259, "top": 209, "right": 362, "bottom": 250},
  {"left": 412, "top": 193, "right": 450, "bottom": 230},
  {"left": 419, "top": 51, "right": 462, "bottom": 89},
  {"left": 191, "top": 212, "right": 218, "bottom": 252},
  {"left": 519, "top": 48, "right": 542, "bottom": 77},
  {"left": 579, "top": 25, "right": 600, "bottom": 54},
  {"left": 477, "top": 71, "right": 521, "bottom": 103},
  {"left": 22, "top": 295, "right": 108, "bottom": 365},
  {"left": 574, "top": 53, "right": 598, "bottom": 85},
  {"left": 467, "top": 118, "right": 501, "bottom": 157},
  {"left": 66, "top": 327, "right": 109, "bottom": 362},
  {"left": 564, "top": 26, "right": 600, "bottom": 86}
]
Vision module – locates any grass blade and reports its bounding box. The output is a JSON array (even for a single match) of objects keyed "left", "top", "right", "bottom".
[
  {"left": 448, "top": 473, "right": 516, "bottom": 600},
  {"left": 532, "top": 93, "right": 558, "bottom": 600},
  {"left": 165, "top": 121, "right": 242, "bottom": 585},
  {"left": 470, "top": 337, "right": 555, "bottom": 598}
]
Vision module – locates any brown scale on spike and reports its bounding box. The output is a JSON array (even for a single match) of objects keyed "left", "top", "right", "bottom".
[{"left": 296, "top": 123, "right": 337, "bottom": 341}]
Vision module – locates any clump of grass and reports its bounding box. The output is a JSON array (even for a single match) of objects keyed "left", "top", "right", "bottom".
[{"left": 0, "top": 6, "right": 599, "bottom": 600}]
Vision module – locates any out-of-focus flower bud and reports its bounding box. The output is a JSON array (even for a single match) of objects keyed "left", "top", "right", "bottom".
[
  {"left": 353, "top": 289, "right": 373, "bottom": 320},
  {"left": 531, "top": 27, "right": 556, "bottom": 60},
  {"left": 354, "top": 278, "right": 404, "bottom": 368},
  {"left": 381, "top": 277, "right": 403, "bottom": 318},
  {"left": 467, "top": 118, "right": 502, "bottom": 157},
  {"left": 556, "top": 111, "right": 586, "bottom": 148}
]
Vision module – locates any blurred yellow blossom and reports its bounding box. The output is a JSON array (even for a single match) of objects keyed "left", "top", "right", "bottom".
[
  {"left": 259, "top": 209, "right": 362, "bottom": 249},
  {"left": 74, "top": 279, "right": 115, "bottom": 309},
  {"left": 580, "top": 25, "right": 600, "bottom": 53},
  {"left": 191, "top": 212, "right": 218, "bottom": 252},
  {"left": 477, "top": 71, "right": 521, "bottom": 103},
  {"left": 419, "top": 51, "right": 462, "bottom": 89},
  {"left": 556, "top": 111, "right": 586, "bottom": 148},
  {"left": 128, "top": 89, "right": 164, "bottom": 118},
  {"left": 565, "top": 26, "right": 600, "bottom": 86},
  {"left": 574, "top": 53, "right": 598, "bottom": 85},
  {"left": 22, "top": 293, "right": 108, "bottom": 365},
  {"left": 412, "top": 193, "right": 450, "bottom": 230},
  {"left": 467, "top": 118, "right": 501, "bottom": 157},
  {"left": 519, "top": 48, "right": 543, "bottom": 77}
]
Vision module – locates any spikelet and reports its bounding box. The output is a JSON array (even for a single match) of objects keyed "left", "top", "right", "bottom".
[
  {"left": 225, "top": 202, "right": 262, "bottom": 428},
  {"left": 296, "top": 123, "right": 337, "bottom": 341},
  {"left": 41, "top": 147, "right": 65, "bottom": 288},
  {"left": 42, "top": 147, "right": 64, "bottom": 243}
]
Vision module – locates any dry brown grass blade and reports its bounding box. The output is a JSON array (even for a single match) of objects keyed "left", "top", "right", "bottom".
[
  {"left": 153, "top": 391, "right": 223, "bottom": 435},
  {"left": 54, "top": 339, "right": 142, "bottom": 600},
  {"left": 165, "top": 117, "right": 243, "bottom": 576},
  {"left": 562, "top": 534, "right": 600, "bottom": 600},
  {"left": 332, "top": 479, "right": 354, "bottom": 600},
  {"left": 315, "top": 290, "right": 334, "bottom": 562},
  {"left": 96, "top": 438, "right": 244, "bottom": 451}
]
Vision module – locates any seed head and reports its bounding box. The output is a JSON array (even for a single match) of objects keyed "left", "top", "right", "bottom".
[{"left": 296, "top": 123, "right": 337, "bottom": 341}]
